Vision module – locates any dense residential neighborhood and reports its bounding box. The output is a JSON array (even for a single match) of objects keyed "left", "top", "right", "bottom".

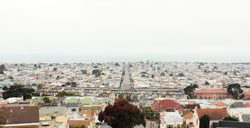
[{"left": 1, "top": 62, "right": 250, "bottom": 128}]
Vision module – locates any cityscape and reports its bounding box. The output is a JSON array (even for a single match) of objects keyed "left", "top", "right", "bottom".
[
  {"left": 1, "top": 0, "right": 250, "bottom": 128},
  {"left": 1, "top": 62, "right": 250, "bottom": 128}
]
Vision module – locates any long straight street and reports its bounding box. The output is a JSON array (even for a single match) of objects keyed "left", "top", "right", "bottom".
[{"left": 120, "top": 63, "right": 133, "bottom": 91}]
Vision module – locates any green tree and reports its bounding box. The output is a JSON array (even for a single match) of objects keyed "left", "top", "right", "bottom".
[
  {"left": 2, "top": 86, "right": 8, "bottom": 91},
  {"left": 227, "top": 83, "right": 244, "bottom": 99},
  {"left": 184, "top": 84, "right": 198, "bottom": 99},
  {"left": 200, "top": 115, "right": 210, "bottom": 128},
  {"left": 118, "top": 94, "right": 124, "bottom": 99},
  {"left": 56, "top": 91, "right": 75, "bottom": 97},
  {"left": 2, "top": 85, "right": 34, "bottom": 100},
  {"left": 43, "top": 97, "right": 51, "bottom": 104},
  {"left": 37, "top": 84, "right": 45, "bottom": 90},
  {"left": 115, "top": 63, "right": 120, "bottom": 66},
  {"left": 0, "top": 64, "right": 5, "bottom": 74},
  {"left": 142, "top": 106, "right": 160, "bottom": 121},
  {"left": 142, "top": 106, "right": 160, "bottom": 128},
  {"left": 71, "top": 82, "right": 77, "bottom": 87}
]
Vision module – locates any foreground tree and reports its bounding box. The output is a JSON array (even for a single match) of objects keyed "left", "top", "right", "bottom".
[
  {"left": 184, "top": 83, "right": 198, "bottom": 99},
  {"left": 200, "top": 115, "right": 210, "bottom": 128},
  {"left": 227, "top": 83, "right": 244, "bottom": 99},
  {"left": 98, "top": 99, "right": 145, "bottom": 128}
]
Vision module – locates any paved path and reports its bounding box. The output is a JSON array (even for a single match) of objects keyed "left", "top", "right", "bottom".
[{"left": 120, "top": 63, "right": 133, "bottom": 90}]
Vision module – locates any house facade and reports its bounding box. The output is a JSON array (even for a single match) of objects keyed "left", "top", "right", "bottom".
[{"left": 194, "top": 89, "right": 233, "bottom": 100}]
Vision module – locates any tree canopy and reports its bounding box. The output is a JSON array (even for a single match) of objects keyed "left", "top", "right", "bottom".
[
  {"left": 42, "top": 97, "right": 51, "bottom": 104},
  {"left": 56, "top": 91, "right": 76, "bottom": 97},
  {"left": 184, "top": 83, "right": 198, "bottom": 99},
  {"left": 2, "top": 84, "right": 34, "bottom": 100},
  {"left": 98, "top": 99, "right": 145, "bottom": 128},
  {"left": 227, "top": 83, "right": 244, "bottom": 99},
  {"left": 0, "top": 64, "right": 5, "bottom": 74},
  {"left": 142, "top": 106, "right": 160, "bottom": 122}
]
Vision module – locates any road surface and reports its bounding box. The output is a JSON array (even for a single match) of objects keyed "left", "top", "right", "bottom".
[{"left": 120, "top": 63, "right": 133, "bottom": 90}]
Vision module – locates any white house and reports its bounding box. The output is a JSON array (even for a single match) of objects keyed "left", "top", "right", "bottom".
[{"left": 160, "top": 111, "right": 183, "bottom": 128}]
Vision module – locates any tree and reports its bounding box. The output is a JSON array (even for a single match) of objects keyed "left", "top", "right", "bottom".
[
  {"left": 37, "top": 84, "right": 45, "bottom": 90},
  {"left": 160, "top": 72, "right": 165, "bottom": 76},
  {"left": 2, "top": 85, "right": 34, "bottom": 100},
  {"left": 118, "top": 94, "right": 124, "bottom": 99},
  {"left": 56, "top": 91, "right": 75, "bottom": 97},
  {"left": 98, "top": 99, "right": 145, "bottom": 128},
  {"left": 227, "top": 83, "right": 244, "bottom": 99},
  {"left": 125, "top": 94, "right": 132, "bottom": 102},
  {"left": 177, "top": 72, "right": 185, "bottom": 77},
  {"left": 200, "top": 115, "right": 210, "bottom": 128},
  {"left": 8, "top": 76, "right": 13, "bottom": 80},
  {"left": 43, "top": 97, "right": 51, "bottom": 104},
  {"left": 0, "top": 64, "right": 5, "bottom": 74},
  {"left": 142, "top": 106, "right": 159, "bottom": 121},
  {"left": 205, "top": 81, "right": 210, "bottom": 86},
  {"left": 151, "top": 74, "right": 155, "bottom": 78},
  {"left": 184, "top": 84, "right": 198, "bottom": 99},
  {"left": 115, "top": 63, "right": 120, "bottom": 66},
  {"left": 71, "top": 82, "right": 77, "bottom": 87},
  {"left": 2, "top": 86, "right": 8, "bottom": 91},
  {"left": 23, "top": 93, "right": 32, "bottom": 100},
  {"left": 92, "top": 69, "right": 101, "bottom": 77}
]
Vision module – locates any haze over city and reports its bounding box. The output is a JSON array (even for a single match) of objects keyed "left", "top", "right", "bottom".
[{"left": 1, "top": 0, "right": 250, "bottom": 63}]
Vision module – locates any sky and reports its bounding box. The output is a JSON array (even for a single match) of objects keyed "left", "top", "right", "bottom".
[{"left": 0, "top": 0, "right": 250, "bottom": 63}]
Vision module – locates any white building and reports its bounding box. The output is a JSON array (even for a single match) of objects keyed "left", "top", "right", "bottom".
[{"left": 160, "top": 111, "right": 183, "bottom": 128}]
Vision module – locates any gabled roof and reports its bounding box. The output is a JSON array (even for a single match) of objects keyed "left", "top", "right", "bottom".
[
  {"left": 197, "top": 108, "right": 229, "bottom": 120},
  {"left": 151, "top": 99, "right": 183, "bottom": 112}
]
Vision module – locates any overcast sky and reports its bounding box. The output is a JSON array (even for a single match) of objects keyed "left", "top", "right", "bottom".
[{"left": 0, "top": 0, "right": 250, "bottom": 63}]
